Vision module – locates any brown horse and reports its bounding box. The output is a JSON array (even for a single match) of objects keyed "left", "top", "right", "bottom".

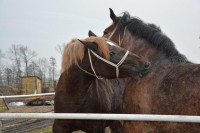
[
  {"left": 102, "top": 8, "right": 200, "bottom": 133},
  {"left": 53, "top": 36, "right": 150, "bottom": 133}
]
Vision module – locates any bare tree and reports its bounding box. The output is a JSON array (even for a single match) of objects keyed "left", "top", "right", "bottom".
[
  {"left": 55, "top": 43, "right": 65, "bottom": 55},
  {"left": 4, "top": 67, "right": 12, "bottom": 85},
  {"left": 10, "top": 64, "right": 17, "bottom": 87},
  {"left": 49, "top": 57, "right": 56, "bottom": 85},
  {"left": 37, "top": 58, "right": 48, "bottom": 82},
  {"left": 0, "top": 64, "right": 5, "bottom": 84},
  {"left": 48, "top": 66, "right": 52, "bottom": 81},
  {"left": 9, "top": 44, "right": 22, "bottom": 87},
  {"left": 27, "top": 60, "right": 40, "bottom": 76},
  {"left": 0, "top": 49, "right": 4, "bottom": 84},
  {"left": 0, "top": 49, "right": 4, "bottom": 59},
  {"left": 19, "top": 45, "right": 37, "bottom": 76}
]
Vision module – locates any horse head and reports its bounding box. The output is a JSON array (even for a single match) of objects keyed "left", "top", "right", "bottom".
[
  {"left": 102, "top": 8, "right": 187, "bottom": 64},
  {"left": 78, "top": 37, "right": 150, "bottom": 80}
]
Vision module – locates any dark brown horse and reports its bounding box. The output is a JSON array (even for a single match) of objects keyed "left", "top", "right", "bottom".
[
  {"left": 102, "top": 8, "right": 200, "bottom": 133},
  {"left": 53, "top": 36, "right": 150, "bottom": 133}
]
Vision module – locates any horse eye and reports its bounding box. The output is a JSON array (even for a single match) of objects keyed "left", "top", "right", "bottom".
[
  {"left": 110, "top": 52, "right": 115, "bottom": 56},
  {"left": 104, "top": 31, "right": 108, "bottom": 35}
]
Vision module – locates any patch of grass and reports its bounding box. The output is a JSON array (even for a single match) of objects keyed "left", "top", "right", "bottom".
[{"left": 28, "top": 126, "right": 52, "bottom": 133}]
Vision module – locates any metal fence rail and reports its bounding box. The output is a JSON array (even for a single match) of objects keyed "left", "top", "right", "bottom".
[
  {"left": 0, "top": 93, "right": 55, "bottom": 99},
  {"left": 1, "top": 94, "right": 200, "bottom": 124},
  {"left": 1, "top": 113, "right": 200, "bottom": 123}
]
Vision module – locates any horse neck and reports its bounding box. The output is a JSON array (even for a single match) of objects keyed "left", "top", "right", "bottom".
[
  {"left": 121, "top": 30, "right": 172, "bottom": 67},
  {"left": 56, "top": 65, "right": 113, "bottom": 113},
  {"left": 58, "top": 65, "right": 94, "bottom": 94}
]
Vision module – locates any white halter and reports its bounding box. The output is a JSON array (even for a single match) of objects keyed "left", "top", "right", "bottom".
[
  {"left": 108, "top": 25, "right": 127, "bottom": 46},
  {"left": 77, "top": 41, "right": 129, "bottom": 79},
  {"left": 88, "top": 41, "right": 129, "bottom": 79}
]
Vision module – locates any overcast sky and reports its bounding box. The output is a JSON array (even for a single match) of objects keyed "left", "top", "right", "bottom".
[{"left": 0, "top": 0, "right": 200, "bottom": 70}]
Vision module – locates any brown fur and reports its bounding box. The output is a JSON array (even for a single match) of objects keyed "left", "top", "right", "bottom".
[{"left": 54, "top": 36, "right": 150, "bottom": 133}]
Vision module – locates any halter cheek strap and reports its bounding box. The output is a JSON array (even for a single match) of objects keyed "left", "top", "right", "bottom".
[
  {"left": 108, "top": 25, "right": 118, "bottom": 40},
  {"left": 108, "top": 25, "right": 127, "bottom": 46},
  {"left": 88, "top": 49, "right": 104, "bottom": 79}
]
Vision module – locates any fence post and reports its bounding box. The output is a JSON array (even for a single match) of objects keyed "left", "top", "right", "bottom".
[
  {"left": 0, "top": 93, "right": 9, "bottom": 110},
  {"left": 2, "top": 98, "right": 9, "bottom": 110}
]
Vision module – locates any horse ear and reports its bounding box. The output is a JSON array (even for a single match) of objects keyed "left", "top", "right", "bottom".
[
  {"left": 109, "top": 8, "right": 117, "bottom": 22},
  {"left": 78, "top": 39, "right": 98, "bottom": 52},
  {"left": 88, "top": 30, "right": 97, "bottom": 37}
]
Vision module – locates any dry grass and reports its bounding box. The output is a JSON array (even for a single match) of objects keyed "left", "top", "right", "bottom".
[{"left": 28, "top": 126, "right": 53, "bottom": 133}]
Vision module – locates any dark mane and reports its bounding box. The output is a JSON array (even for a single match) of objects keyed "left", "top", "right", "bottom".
[{"left": 118, "top": 12, "right": 188, "bottom": 63}]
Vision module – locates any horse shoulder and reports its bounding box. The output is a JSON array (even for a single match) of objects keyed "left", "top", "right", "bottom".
[{"left": 155, "top": 64, "right": 200, "bottom": 115}]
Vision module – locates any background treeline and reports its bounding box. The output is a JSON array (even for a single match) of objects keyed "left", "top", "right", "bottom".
[{"left": 0, "top": 44, "right": 63, "bottom": 89}]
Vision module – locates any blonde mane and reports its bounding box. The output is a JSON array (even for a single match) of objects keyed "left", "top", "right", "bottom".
[{"left": 61, "top": 37, "right": 110, "bottom": 74}]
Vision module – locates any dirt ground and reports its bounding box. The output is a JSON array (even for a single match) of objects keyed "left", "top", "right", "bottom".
[
  {"left": 5, "top": 105, "right": 54, "bottom": 113},
  {"left": 1, "top": 106, "right": 54, "bottom": 133},
  {"left": 1, "top": 93, "right": 110, "bottom": 133},
  {"left": 2, "top": 106, "right": 111, "bottom": 133},
  {"left": 0, "top": 94, "right": 112, "bottom": 132}
]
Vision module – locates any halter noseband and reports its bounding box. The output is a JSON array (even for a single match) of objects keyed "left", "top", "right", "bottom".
[{"left": 78, "top": 41, "right": 129, "bottom": 79}]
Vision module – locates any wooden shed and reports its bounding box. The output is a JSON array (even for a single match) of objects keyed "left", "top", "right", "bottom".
[{"left": 21, "top": 76, "right": 42, "bottom": 95}]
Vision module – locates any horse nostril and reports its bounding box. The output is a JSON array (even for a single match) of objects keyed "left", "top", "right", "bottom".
[{"left": 144, "top": 62, "right": 150, "bottom": 69}]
